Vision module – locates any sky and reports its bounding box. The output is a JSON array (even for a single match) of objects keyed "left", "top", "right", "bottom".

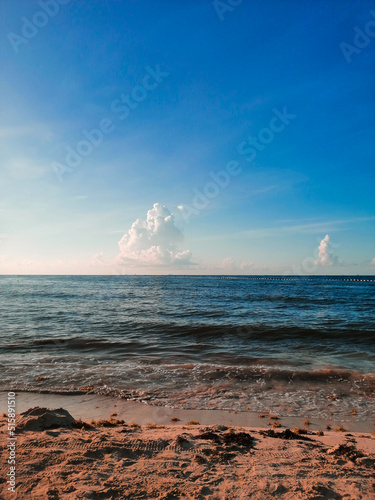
[{"left": 0, "top": 0, "right": 374, "bottom": 275}]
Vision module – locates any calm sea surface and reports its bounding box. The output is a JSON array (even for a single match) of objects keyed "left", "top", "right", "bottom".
[{"left": 1, "top": 275, "right": 374, "bottom": 420}]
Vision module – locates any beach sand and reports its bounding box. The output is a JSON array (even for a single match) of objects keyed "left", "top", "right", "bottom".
[{"left": 1, "top": 394, "right": 374, "bottom": 499}]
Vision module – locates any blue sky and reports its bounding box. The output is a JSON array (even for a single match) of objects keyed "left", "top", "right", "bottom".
[{"left": 0, "top": 0, "right": 374, "bottom": 274}]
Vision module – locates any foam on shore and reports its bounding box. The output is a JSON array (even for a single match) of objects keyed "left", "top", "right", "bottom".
[{"left": 1, "top": 391, "right": 374, "bottom": 433}]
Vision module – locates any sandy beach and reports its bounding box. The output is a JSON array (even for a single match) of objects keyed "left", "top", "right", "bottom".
[
  {"left": 2, "top": 0, "right": 375, "bottom": 495},
  {"left": 1, "top": 394, "right": 374, "bottom": 499}
]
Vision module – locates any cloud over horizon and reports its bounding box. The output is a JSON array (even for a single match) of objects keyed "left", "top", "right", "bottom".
[
  {"left": 220, "top": 257, "right": 254, "bottom": 273},
  {"left": 116, "top": 203, "right": 193, "bottom": 267},
  {"left": 316, "top": 234, "right": 337, "bottom": 266}
]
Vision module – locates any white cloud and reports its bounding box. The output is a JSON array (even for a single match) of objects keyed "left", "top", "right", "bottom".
[
  {"left": 316, "top": 234, "right": 336, "bottom": 266},
  {"left": 220, "top": 257, "right": 254, "bottom": 273},
  {"left": 250, "top": 185, "right": 278, "bottom": 196},
  {"left": 4, "top": 157, "right": 47, "bottom": 180},
  {"left": 90, "top": 252, "right": 105, "bottom": 267},
  {"left": 116, "top": 203, "right": 193, "bottom": 267},
  {"left": 0, "top": 124, "right": 53, "bottom": 141},
  {"left": 371, "top": 258, "right": 375, "bottom": 266}
]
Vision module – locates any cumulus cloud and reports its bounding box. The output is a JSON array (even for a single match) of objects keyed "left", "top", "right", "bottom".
[
  {"left": 90, "top": 252, "right": 105, "bottom": 266},
  {"left": 220, "top": 257, "right": 254, "bottom": 273},
  {"left": 316, "top": 234, "right": 337, "bottom": 266},
  {"left": 116, "top": 203, "right": 193, "bottom": 267},
  {"left": 371, "top": 258, "right": 375, "bottom": 266}
]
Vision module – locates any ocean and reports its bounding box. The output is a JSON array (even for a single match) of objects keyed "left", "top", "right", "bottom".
[{"left": 1, "top": 275, "right": 374, "bottom": 422}]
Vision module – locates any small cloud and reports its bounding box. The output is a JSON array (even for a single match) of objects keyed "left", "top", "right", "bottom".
[
  {"left": 4, "top": 157, "right": 47, "bottom": 180},
  {"left": 0, "top": 124, "right": 53, "bottom": 141},
  {"left": 116, "top": 203, "right": 193, "bottom": 267},
  {"left": 220, "top": 257, "right": 253, "bottom": 273},
  {"left": 316, "top": 234, "right": 337, "bottom": 266},
  {"left": 90, "top": 252, "right": 105, "bottom": 267},
  {"left": 371, "top": 257, "right": 375, "bottom": 266},
  {"left": 251, "top": 185, "right": 278, "bottom": 196}
]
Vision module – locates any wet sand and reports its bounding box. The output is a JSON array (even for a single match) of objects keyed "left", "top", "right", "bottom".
[{"left": 1, "top": 391, "right": 373, "bottom": 433}]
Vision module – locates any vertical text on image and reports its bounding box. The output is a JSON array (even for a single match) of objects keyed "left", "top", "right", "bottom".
[{"left": 6, "top": 392, "right": 16, "bottom": 494}]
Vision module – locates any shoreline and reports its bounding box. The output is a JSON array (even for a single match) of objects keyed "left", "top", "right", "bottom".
[{"left": 1, "top": 391, "right": 374, "bottom": 433}]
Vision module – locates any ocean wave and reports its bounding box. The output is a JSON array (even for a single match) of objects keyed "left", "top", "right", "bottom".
[{"left": 2, "top": 322, "right": 375, "bottom": 352}]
